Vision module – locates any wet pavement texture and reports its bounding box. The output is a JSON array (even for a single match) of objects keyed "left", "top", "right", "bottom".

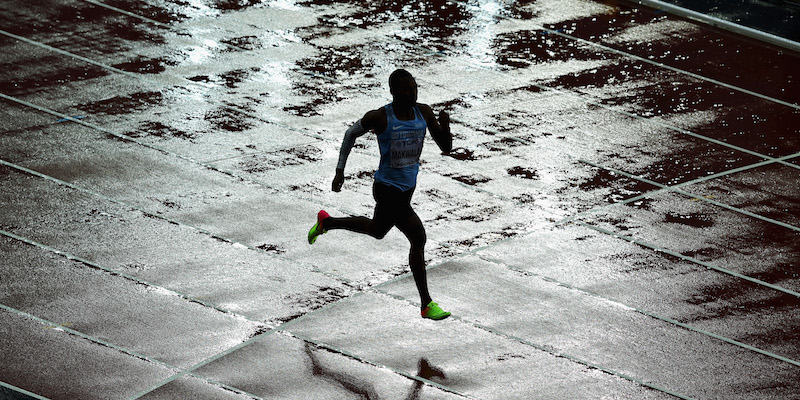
[{"left": 1, "top": 0, "right": 798, "bottom": 399}]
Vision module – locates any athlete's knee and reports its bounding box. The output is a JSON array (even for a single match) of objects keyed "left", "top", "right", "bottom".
[
  {"left": 367, "top": 223, "right": 391, "bottom": 240},
  {"left": 409, "top": 228, "right": 426, "bottom": 248}
]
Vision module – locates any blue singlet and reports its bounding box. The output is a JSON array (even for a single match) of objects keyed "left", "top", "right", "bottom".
[{"left": 374, "top": 104, "right": 427, "bottom": 192}]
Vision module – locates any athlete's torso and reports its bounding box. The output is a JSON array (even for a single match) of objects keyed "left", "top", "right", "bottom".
[{"left": 374, "top": 104, "right": 427, "bottom": 191}]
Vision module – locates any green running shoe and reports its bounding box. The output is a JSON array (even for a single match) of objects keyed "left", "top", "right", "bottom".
[
  {"left": 421, "top": 301, "right": 451, "bottom": 320},
  {"left": 308, "top": 210, "right": 330, "bottom": 244}
]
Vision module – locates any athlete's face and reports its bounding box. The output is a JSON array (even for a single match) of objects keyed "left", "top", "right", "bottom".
[{"left": 391, "top": 77, "right": 418, "bottom": 108}]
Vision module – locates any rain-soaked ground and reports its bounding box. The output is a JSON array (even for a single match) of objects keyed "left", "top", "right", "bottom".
[{"left": 1, "top": 0, "right": 799, "bottom": 399}]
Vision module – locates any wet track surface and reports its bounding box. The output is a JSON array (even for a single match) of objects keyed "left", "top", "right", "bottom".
[{"left": 1, "top": 0, "right": 799, "bottom": 399}]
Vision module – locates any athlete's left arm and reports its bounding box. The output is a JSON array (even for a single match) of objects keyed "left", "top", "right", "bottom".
[{"left": 420, "top": 104, "right": 452, "bottom": 154}]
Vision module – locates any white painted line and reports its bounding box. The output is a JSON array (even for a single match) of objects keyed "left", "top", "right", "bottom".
[
  {"left": 80, "top": 0, "right": 176, "bottom": 30},
  {"left": 0, "top": 303, "right": 181, "bottom": 374},
  {"left": 0, "top": 29, "right": 140, "bottom": 79},
  {"left": 477, "top": 254, "right": 800, "bottom": 368},
  {"left": 578, "top": 158, "right": 800, "bottom": 233},
  {"left": 375, "top": 290, "right": 698, "bottom": 400},
  {"left": 629, "top": 0, "right": 800, "bottom": 54},
  {"left": 0, "top": 381, "right": 51, "bottom": 400},
  {"left": 558, "top": 151, "right": 800, "bottom": 225},
  {"left": 449, "top": 0, "right": 800, "bottom": 110},
  {"left": 128, "top": 332, "right": 274, "bottom": 400},
  {"left": 575, "top": 221, "right": 800, "bottom": 299},
  {"left": 290, "top": 331, "right": 476, "bottom": 399},
  {"left": 0, "top": 224, "right": 256, "bottom": 323}
]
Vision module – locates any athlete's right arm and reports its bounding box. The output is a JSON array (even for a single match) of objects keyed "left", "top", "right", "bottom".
[{"left": 332, "top": 111, "right": 381, "bottom": 192}]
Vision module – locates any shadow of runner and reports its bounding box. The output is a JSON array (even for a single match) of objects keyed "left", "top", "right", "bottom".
[
  {"left": 304, "top": 342, "right": 381, "bottom": 399},
  {"left": 405, "top": 358, "right": 447, "bottom": 400}
]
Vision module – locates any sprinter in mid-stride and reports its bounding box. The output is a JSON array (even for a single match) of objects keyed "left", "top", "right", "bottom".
[{"left": 308, "top": 69, "right": 453, "bottom": 320}]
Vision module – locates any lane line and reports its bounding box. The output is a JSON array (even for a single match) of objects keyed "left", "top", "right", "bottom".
[
  {"left": 0, "top": 226, "right": 461, "bottom": 400},
  {"left": 80, "top": 0, "right": 177, "bottom": 30},
  {"left": 475, "top": 254, "right": 800, "bottom": 368},
  {"left": 557, "top": 151, "right": 800, "bottom": 225},
  {"left": 5, "top": 7, "right": 798, "bottom": 194},
  {"left": 449, "top": 0, "right": 800, "bottom": 110},
  {"left": 0, "top": 94, "right": 348, "bottom": 283},
  {"left": 128, "top": 330, "right": 277, "bottom": 399},
  {"left": 0, "top": 303, "right": 181, "bottom": 375},
  {"left": 287, "top": 331, "right": 476, "bottom": 399},
  {"left": 629, "top": 0, "right": 800, "bottom": 54},
  {"left": 133, "top": 302, "right": 473, "bottom": 399},
  {"left": 0, "top": 381, "right": 50, "bottom": 400},
  {"left": 578, "top": 158, "right": 800, "bottom": 233},
  {"left": 0, "top": 303, "right": 264, "bottom": 400},
  {"left": 373, "top": 290, "right": 697, "bottom": 400},
  {"left": 0, "top": 225, "right": 258, "bottom": 324},
  {"left": 0, "top": 29, "right": 141, "bottom": 79},
  {"left": 574, "top": 221, "right": 800, "bottom": 298}
]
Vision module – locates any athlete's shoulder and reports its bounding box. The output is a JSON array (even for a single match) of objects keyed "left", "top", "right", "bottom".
[
  {"left": 362, "top": 107, "right": 388, "bottom": 133},
  {"left": 415, "top": 103, "right": 436, "bottom": 122}
]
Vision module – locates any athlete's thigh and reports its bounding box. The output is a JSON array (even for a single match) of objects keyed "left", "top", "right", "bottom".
[
  {"left": 395, "top": 210, "right": 426, "bottom": 245},
  {"left": 370, "top": 200, "right": 397, "bottom": 237},
  {"left": 371, "top": 183, "right": 400, "bottom": 237}
]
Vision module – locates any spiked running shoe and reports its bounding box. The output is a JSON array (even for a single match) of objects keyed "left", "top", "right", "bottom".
[
  {"left": 421, "top": 301, "right": 451, "bottom": 320},
  {"left": 308, "top": 210, "right": 330, "bottom": 244}
]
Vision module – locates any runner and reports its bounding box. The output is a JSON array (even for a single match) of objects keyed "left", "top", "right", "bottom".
[{"left": 308, "top": 69, "right": 453, "bottom": 320}]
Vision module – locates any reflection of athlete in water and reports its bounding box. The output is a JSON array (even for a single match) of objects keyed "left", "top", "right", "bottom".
[{"left": 308, "top": 69, "right": 453, "bottom": 320}]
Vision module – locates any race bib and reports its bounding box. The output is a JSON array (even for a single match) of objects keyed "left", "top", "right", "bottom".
[{"left": 390, "top": 135, "right": 423, "bottom": 168}]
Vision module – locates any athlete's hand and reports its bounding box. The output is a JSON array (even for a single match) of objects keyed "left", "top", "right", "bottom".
[
  {"left": 438, "top": 110, "right": 450, "bottom": 127},
  {"left": 332, "top": 169, "right": 345, "bottom": 192}
]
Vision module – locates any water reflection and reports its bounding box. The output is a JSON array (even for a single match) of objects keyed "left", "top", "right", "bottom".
[{"left": 464, "top": 0, "right": 502, "bottom": 68}]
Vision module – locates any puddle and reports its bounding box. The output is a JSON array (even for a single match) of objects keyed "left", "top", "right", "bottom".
[
  {"left": 283, "top": 79, "right": 349, "bottom": 117},
  {"left": 552, "top": 2, "right": 800, "bottom": 105},
  {"left": 112, "top": 56, "right": 179, "bottom": 75},
  {"left": 683, "top": 278, "right": 800, "bottom": 324},
  {"left": 257, "top": 243, "right": 286, "bottom": 254},
  {"left": 205, "top": 107, "right": 257, "bottom": 132},
  {"left": 189, "top": 67, "right": 261, "bottom": 89},
  {"left": 445, "top": 147, "right": 479, "bottom": 161},
  {"left": 493, "top": 29, "right": 609, "bottom": 68},
  {"left": 507, "top": 166, "right": 538, "bottom": 179},
  {"left": 104, "top": 0, "right": 188, "bottom": 24},
  {"left": 577, "top": 167, "right": 653, "bottom": 201},
  {"left": 126, "top": 121, "right": 195, "bottom": 140},
  {"left": 663, "top": 211, "right": 714, "bottom": 228},
  {"left": 77, "top": 91, "right": 166, "bottom": 116},
  {"left": 238, "top": 144, "right": 322, "bottom": 173},
  {"left": 546, "top": 58, "right": 664, "bottom": 92},
  {"left": 220, "top": 35, "right": 263, "bottom": 51},
  {"left": 0, "top": 64, "right": 110, "bottom": 96},
  {"left": 301, "top": 0, "right": 473, "bottom": 51},
  {"left": 693, "top": 104, "right": 800, "bottom": 158},
  {"left": 446, "top": 173, "right": 492, "bottom": 186}
]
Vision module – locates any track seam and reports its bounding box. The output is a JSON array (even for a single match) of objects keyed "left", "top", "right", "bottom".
[
  {"left": 473, "top": 254, "right": 800, "bottom": 367},
  {"left": 0, "top": 302, "right": 262, "bottom": 400},
  {"left": 373, "top": 290, "right": 697, "bottom": 400},
  {"left": 577, "top": 157, "right": 800, "bottom": 233},
  {"left": 557, "top": 151, "right": 800, "bottom": 225},
  {"left": 573, "top": 221, "right": 800, "bottom": 298}
]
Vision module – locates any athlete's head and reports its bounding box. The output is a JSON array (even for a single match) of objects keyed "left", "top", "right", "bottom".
[{"left": 389, "top": 69, "right": 417, "bottom": 108}]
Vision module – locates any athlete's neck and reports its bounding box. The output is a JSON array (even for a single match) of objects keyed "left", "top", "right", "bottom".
[{"left": 392, "top": 102, "right": 416, "bottom": 121}]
